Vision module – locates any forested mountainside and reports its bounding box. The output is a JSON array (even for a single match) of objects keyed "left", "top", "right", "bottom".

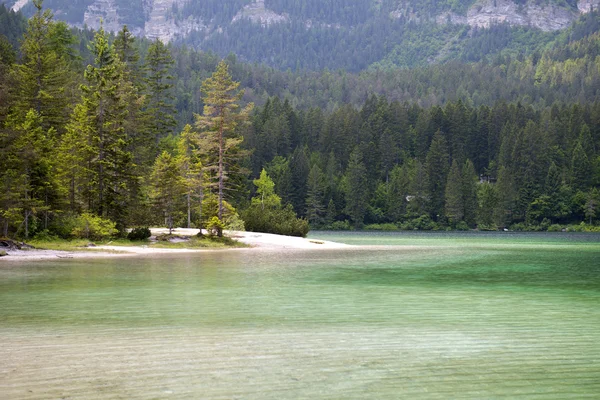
[
  {"left": 1, "top": 0, "right": 599, "bottom": 71},
  {"left": 1, "top": 2, "right": 599, "bottom": 240}
]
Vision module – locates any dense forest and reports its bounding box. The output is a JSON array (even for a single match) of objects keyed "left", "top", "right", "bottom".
[
  {"left": 1, "top": 2, "right": 599, "bottom": 240},
  {"left": 9, "top": 0, "right": 584, "bottom": 71}
]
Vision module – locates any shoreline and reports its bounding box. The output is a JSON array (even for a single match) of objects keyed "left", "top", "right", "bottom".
[{"left": 0, "top": 229, "right": 351, "bottom": 261}]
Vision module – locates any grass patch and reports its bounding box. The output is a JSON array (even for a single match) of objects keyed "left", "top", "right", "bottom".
[
  {"left": 24, "top": 232, "right": 248, "bottom": 252},
  {"left": 150, "top": 235, "right": 248, "bottom": 249},
  {"left": 27, "top": 238, "right": 97, "bottom": 252}
]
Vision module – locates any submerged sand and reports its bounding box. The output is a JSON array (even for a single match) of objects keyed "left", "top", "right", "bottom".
[{"left": 0, "top": 229, "right": 350, "bottom": 261}]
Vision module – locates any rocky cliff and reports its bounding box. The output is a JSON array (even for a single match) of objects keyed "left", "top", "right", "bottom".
[{"left": 6, "top": 0, "right": 600, "bottom": 41}]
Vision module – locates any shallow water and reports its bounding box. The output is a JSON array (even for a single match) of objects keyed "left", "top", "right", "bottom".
[{"left": 1, "top": 232, "right": 600, "bottom": 399}]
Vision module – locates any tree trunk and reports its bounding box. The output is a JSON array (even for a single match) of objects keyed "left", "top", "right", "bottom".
[
  {"left": 217, "top": 113, "right": 224, "bottom": 237},
  {"left": 187, "top": 192, "right": 191, "bottom": 228}
]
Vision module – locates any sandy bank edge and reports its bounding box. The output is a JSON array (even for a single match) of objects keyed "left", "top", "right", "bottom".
[{"left": 0, "top": 229, "right": 351, "bottom": 261}]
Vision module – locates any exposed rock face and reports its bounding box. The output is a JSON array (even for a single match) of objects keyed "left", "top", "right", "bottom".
[
  {"left": 11, "top": 0, "right": 600, "bottom": 42},
  {"left": 394, "top": 0, "right": 600, "bottom": 32},
  {"left": 144, "top": 0, "right": 204, "bottom": 42},
  {"left": 231, "top": 0, "right": 289, "bottom": 27},
  {"left": 80, "top": 0, "right": 203, "bottom": 42},
  {"left": 578, "top": 0, "right": 600, "bottom": 13},
  {"left": 10, "top": 0, "right": 28, "bottom": 12},
  {"left": 84, "top": 0, "right": 123, "bottom": 33},
  {"left": 467, "top": 0, "right": 576, "bottom": 31}
]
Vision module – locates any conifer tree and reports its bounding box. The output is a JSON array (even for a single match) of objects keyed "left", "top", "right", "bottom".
[
  {"left": 477, "top": 182, "right": 498, "bottom": 228},
  {"left": 494, "top": 166, "right": 517, "bottom": 227},
  {"left": 265, "top": 156, "right": 292, "bottom": 205},
  {"left": 407, "top": 159, "right": 428, "bottom": 217},
  {"left": 80, "top": 25, "right": 134, "bottom": 227},
  {"left": 145, "top": 39, "right": 176, "bottom": 140},
  {"left": 386, "top": 164, "right": 410, "bottom": 221},
  {"left": 344, "top": 147, "right": 368, "bottom": 228},
  {"left": 445, "top": 159, "right": 464, "bottom": 224},
  {"left": 150, "top": 151, "right": 186, "bottom": 234},
  {"left": 114, "top": 25, "right": 142, "bottom": 85},
  {"left": 56, "top": 103, "right": 94, "bottom": 213},
  {"left": 9, "top": 110, "right": 55, "bottom": 237},
  {"left": 571, "top": 141, "right": 591, "bottom": 190},
  {"left": 289, "top": 146, "right": 310, "bottom": 216},
  {"left": 305, "top": 164, "right": 326, "bottom": 226},
  {"left": 425, "top": 130, "right": 450, "bottom": 220},
  {"left": 10, "top": 0, "right": 73, "bottom": 132},
  {"left": 462, "top": 159, "right": 478, "bottom": 226},
  {"left": 177, "top": 124, "right": 204, "bottom": 228},
  {"left": 195, "top": 60, "right": 253, "bottom": 233}
]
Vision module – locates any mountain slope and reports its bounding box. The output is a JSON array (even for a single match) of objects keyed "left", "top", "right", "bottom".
[{"left": 2, "top": 0, "right": 600, "bottom": 71}]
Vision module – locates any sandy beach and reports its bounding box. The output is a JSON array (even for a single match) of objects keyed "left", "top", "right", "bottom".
[{"left": 0, "top": 229, "right": 350, "bottom": 261}]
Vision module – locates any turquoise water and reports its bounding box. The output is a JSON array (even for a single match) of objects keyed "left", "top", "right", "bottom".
[{"left": 1, "top": 232, "right": 599, "bottom": 399}]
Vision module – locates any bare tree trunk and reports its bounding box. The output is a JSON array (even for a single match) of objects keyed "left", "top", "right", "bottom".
[
  {"left": 187, "top": 192, "right": 191, "bottom": 228},
  {"left": 217, "top": 115, "right": 224, "bottom": 237}
]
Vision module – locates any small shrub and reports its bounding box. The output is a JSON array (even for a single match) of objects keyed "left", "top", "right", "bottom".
[
  {"left": 477, "top": 224, "right": 497, "bottom": 231},
  {"left": 547, "top": 224, "right": 564, "bottom": 232},
  {"left": 509, "top": 222, "right": 527, "bottom": 231},
  {"left": 71, "top": 213, "right": 118, "bottom": 241},
  {"left": 127, "top": 227, "right": 151, "bottom": 241},
  {"left": 33, "top": 229, "right": 59, "bottom": 241},
  {"left": 364, "top": 223, "right": 399, "bottom": 231},
  {"left": 207, "top": 216, "right": 225, "bottom": 236},
  {"left": 329, "top": 220, "right": 353, "bottom": 231},
  {"left": 455, "top": 221, "right": 469, "bottom": 231},
  {"left": 243, "top": 204, "right": 309, "bottom": 237},
  {"left": 400, "top": 215, "right": 439, "bottom": 231}
]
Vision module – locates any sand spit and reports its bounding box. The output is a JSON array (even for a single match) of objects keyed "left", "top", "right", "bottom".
[{"left": 0, "top": 229, "right": 351, "bottom": 261}]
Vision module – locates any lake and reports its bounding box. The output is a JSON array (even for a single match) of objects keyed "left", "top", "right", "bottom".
[{"left": 1, "top": 231, "right": 599, "bottom": 399}]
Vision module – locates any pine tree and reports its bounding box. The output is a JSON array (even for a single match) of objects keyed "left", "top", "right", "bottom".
[
  {"left": 305, "top": 164, "right": 326, "bottom": 226},
  {"left": 462, "top": 159, "right": 478, "bottom": 227},
  {"left": 9, "top": 110, "right": 55, "bottom": 237},
  {"left": 571, "top": 141, "right": 591, "bottom": 190},
  {"left": 114, "top": 25, "right": 142, "bottom": 85},
  {"left": 445, "top": 159, "right": 464, "bottom": 224},
  {"left": 289, "top": 146, "right": 310, "bottom": 216},
  {"left": 144, "top": 39, "right": 176, "bottom": 141},
  {"left": 55, "top": 103, "right": 94, "bottom": 213},
  {"left": 386, "top": 164, "right": 409, "bottom": 221},
  {"left": 195, "top": 60, "right": 253, "bottom": 234},
  {"left": 425, "top": 130, "right": 450, "bottom": 220},
  {"left": 177, "top": 124, "right": 204, "bottom": 228},
  {"left": 150, "top": 151, "right": 186, "bottom": 234},
  {"left": 407, "top": 158, "right": 428, "bottom": 217},
  {"left": 265, "top": 156, "right": 292, "bottom": 205},
  {"left": 9, "top": 0, "right": 73, "bottom": 133},
  {"left": 494, "top": 166, "right": 517, "bottom": 227},
  {"left": 80, "top": 25, "right": 134, "bottom": 228},
  {"left": 477, "top": 182, "right": 498, "bottom": 228},
  {"left": 344, "top": 147, "right": 368, "bottom": 228}
]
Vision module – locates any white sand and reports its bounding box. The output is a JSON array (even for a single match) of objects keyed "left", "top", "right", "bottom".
[{"left": 0, "top": 229, "right": 350, "bottom": 261}]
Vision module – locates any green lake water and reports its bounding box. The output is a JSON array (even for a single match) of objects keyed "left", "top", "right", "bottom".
[{"left": 1, "top": 231, "right": 600, "bottom": 399}]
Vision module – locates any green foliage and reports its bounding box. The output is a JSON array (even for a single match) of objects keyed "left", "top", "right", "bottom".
[
  {"left": 399, "top": 215, "right": 441, "bottom": 231},
  {"left": 127, "top": 227, "right": 151, "bottom": 241},
  {"left": 243, "top": 204, "right": 309, "bottom": 237},
  {"left": 71, "top": 213, "right": 118, "bottom": 240},
  {"left": 206, "top": 216, "right": 225, "bottom": 237},
  {"left": 328, "top": 220, "right": 353, "bottom": 231},
  {"left": 243, "top": 169, "right": 308, "bottom": 237},
  {"left": 252, "top": 168, "right": 282, "bottom": 209},
  {"left": 364, "top": 223, "right": 399, "bottom": 231}
]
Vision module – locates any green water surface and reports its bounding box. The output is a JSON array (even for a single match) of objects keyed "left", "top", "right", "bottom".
[{"left": 1, "top": 232, "right": 599, "bottom": 399}]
